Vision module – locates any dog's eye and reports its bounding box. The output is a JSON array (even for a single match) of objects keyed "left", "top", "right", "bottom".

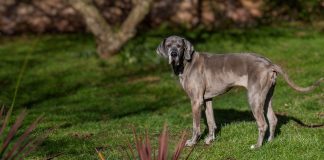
[
  {"left": 176, "top": 44, "right": 181, "bottom": 48},
  {"left": 166, "top": 44, "right": 171, "bottom": 47}
]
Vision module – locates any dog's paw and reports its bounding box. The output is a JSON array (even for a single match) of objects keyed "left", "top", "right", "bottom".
[
  {"left": 185, "top": 139, "right": 196, "bottom": 147},
  {"left": 250, "top": 144, "right": 261, "bottom": 150},
  {"left": 267, "top": 136, "right": 274, "bottom": 142},
  {"left": 204, "top": 135, "right": 215, "bottom": 145}
]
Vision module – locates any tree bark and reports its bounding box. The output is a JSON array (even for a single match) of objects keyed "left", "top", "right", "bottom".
[{"left": 67, "top": 0, "right": 154, "bottom": 59}]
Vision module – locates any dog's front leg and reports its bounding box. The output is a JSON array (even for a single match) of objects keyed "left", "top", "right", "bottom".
[
  {"left": 186, "top": 99, "right": 202, "bottom": 147},
  {"left": 204, "top": 99, "right": 216, "bottom": 145}
]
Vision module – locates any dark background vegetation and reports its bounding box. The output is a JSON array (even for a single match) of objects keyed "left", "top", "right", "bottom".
[{"left": 1, "top": 0, "right": 324, "bottom": 34}]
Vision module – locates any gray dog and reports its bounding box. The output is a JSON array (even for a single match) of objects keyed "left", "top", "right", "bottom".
[{"left": 156, "top": 35, "right": 323, "bottom": 149}]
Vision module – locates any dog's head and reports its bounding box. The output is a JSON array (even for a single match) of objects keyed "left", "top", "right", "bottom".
[{"left": 156, "top": 36, "right": 194, "bottom": 65}]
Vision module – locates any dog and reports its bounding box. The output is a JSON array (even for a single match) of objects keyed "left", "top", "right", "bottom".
[{"left": 156, "top": 35, "right": 323, "bottom": 149}]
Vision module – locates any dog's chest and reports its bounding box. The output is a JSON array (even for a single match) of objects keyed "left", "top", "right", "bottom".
[{"left": 179, "top": 74, "right": 185, "bottom": 87}]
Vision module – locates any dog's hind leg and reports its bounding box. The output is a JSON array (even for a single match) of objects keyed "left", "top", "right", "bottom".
[
  {"left": 266, "top": 99, "right": 277, "bottom": 142},
  {"left": 248, "top": 72, "right": 274, "bottom": 149},
  {"left": 248, "top": 92, "right": 268, "bottom": 149},
  {"left": 266, "top": 73, "right": 278, "bottom": 142}
]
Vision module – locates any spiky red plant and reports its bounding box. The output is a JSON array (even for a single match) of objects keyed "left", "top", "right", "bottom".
[
  {"left": 97, "top": 124, "right": 194, "bottom": 160},
  {"left": 0, "top": 106, "right": 43, "bottom": 159}
]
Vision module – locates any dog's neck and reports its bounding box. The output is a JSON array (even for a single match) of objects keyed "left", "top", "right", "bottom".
[
  {"left": 171, "top": 62, "right": 184, "bottom": 76},
  {"left": 171, "top": 51, "right": 196, "bottom": 77}
]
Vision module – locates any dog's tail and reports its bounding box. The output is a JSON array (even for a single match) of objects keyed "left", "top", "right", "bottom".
[{"left": 273, "top": 64, "right": 323, "bottom": 93}]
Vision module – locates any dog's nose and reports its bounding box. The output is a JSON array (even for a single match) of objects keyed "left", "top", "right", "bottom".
[{"left": 171, "top": 52, "right": 177, "bottom": 57}]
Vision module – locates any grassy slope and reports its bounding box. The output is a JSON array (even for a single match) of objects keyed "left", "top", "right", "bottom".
[{"left": 0, "top": 27, "right": 323, "bottom": 159}]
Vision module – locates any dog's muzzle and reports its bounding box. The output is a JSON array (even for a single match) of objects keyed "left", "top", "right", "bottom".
[
  {"left": 171, "top": 51, "right": 177, "bottom": 58},
  {"left": 169, "top": 51, "right": 179, "bottom": 64}
]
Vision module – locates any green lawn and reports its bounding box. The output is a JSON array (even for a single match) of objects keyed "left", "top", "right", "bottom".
[{"left": 0, "top": 26, "right": 323, "bottom": 159}]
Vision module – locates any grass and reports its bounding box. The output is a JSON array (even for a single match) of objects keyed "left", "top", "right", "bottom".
[{"left": 0, "top": 26, "right": 323, "bottom": 159}]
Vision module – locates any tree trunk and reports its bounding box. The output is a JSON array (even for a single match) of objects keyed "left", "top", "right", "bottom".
[{"left": 67, "top": 0, "right": 154, "bottom": 59}]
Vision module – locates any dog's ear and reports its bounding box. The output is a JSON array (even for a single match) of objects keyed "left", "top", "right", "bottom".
[
  {"left": 183, "top": 38, "right": 194, "bottom": 61},
  {"left": 156, "top": 39, "right": 167, "bottom": 58}
]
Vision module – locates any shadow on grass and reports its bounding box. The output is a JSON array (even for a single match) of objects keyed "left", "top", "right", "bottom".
[{"left": 201, "top": 108, "right": 324, "bottom": 143}]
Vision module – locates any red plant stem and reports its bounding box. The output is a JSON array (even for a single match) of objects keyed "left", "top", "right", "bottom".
[{"left": 0, "top": 110, "right": 27, "bottom": 155}]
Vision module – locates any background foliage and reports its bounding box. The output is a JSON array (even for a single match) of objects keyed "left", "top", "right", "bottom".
[{"left": 1, "top": 0, "right": 324, "bottom": 34}]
